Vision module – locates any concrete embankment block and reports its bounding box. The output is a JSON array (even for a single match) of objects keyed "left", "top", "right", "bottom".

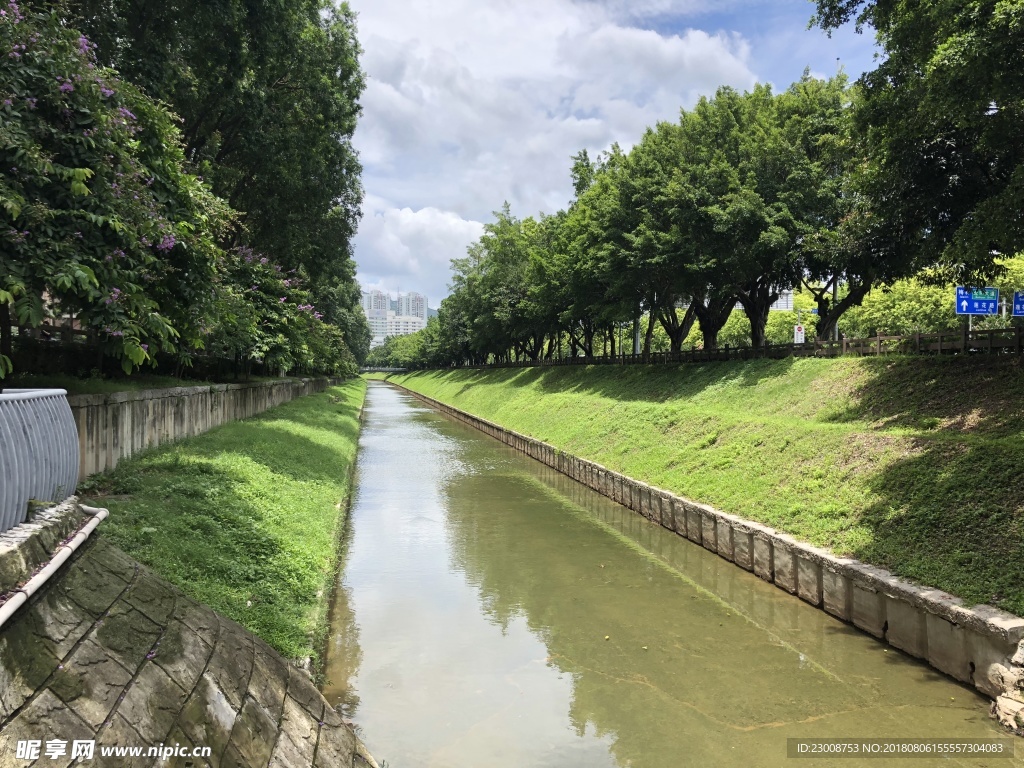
[
  {"left": 772, "top": 538, "right": 798, "bottom": 594},
  {"left": 638, "top": 486, "right": 652, "bottom": 522},
  {"left": 665, "top": 495, "right": 678, "bottom": 530},
  {"left": 851, "top": 583, "right": 887, "bottom": 639},
  {"left": 753, "top": 532, "right": 773, "bottom": 581},
  {"left": 715, "top": 518, "right": 734, "bottom": 561},
  {"left": 884, "top": 597, "right": 928, "bottom": 659},
  {"left": 700, "top": 512, "right": 717, "bottom": 553},
  {"left": 926, "top": 613, "right": 971, "bottom": 683},
  {"left": 684, "top": 505, "right": 702, "bottom": 544},
  {"left": 732, "top": 525, "right": 754, "bottom": 571},
  {"left": 822, "top": 568, "right": 852, "bottom": 621},
  {"left": 966, "top": 631, "right": 1020, "bottom": 699},
  {"left": 796, "top": 555, "right": 822, "bottom": 607}
]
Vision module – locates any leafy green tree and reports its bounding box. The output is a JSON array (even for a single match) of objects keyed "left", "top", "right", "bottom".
[
  {"left": 813, "top": 0, "right": 1024, "bottom": 283},
  {"left": 204, "top": 248, "right": 351, "bottom": 376},
  {"left": 67, "top": 0, "right": 367, "bottom": 341},
  {"left": 1, "top": 3, "right": 227, "bottom": 376},
  {"left": 842, "top": 279, "right": 958, "bottom": 338}
]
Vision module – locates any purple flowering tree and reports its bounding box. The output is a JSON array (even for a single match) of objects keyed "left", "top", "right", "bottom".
[
  {"left": 0, "top": 3, "right": 228, "bottom": 375},
  {"left": 204, "top": 248, "right": 356, "bottom": 378}
]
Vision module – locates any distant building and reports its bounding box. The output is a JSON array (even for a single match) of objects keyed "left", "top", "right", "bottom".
[{"left": 361, "top": 289, "right": 429, "bottom": 348}]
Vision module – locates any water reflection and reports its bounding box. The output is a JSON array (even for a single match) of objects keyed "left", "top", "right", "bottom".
[
  {"left": 321, "top": 523, "right": 361, "bottom": 720},
  {"left": 323, "top": 383, "right": 1019, "bottom": 768}
]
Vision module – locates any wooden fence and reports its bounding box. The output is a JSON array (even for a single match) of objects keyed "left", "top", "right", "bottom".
[{"left": 471, "top": 326, "right": 1024, "bottom": 369}]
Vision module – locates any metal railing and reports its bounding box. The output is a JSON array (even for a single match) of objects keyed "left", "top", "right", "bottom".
[{"left": 0, "top": 389, "right": 80, "bottom": 534}]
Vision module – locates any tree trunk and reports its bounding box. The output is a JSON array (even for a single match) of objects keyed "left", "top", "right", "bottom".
[
  {"left": 692, "top": 292, "right": 736, "bottom": 350},
  {"left": 0, "top": 302, "right": 11, "bottom": 364},
  {"left": 806, "top": 278, "right": 872, "bottom": 341},
  {"left": 737, "top": 281, "right": 780, "bottom": 349},
  {"left": 642, "top": 313, "right": 655, "bottom": 361},
  {"left": 658, "top": 304, "right": 697, "bottom": 353}
]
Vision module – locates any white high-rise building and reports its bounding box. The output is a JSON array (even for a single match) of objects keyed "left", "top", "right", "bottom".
[
  {"left": 361, "top": 289, "right": 390, "bottom": 313},
  {"left": 396, "top": 292, "right": 427, "bottom": 321},
  {"left": 361, "top": 289, "right": 429, "bottom": 348}
]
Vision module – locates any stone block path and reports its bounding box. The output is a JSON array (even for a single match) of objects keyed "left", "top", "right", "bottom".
[{"left": 0, "top": 536, "right": 372, "bottom": 767}]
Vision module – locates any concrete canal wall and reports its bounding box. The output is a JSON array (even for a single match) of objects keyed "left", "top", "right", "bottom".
[
  {"left": 69, "top": 378, "right": 340, "bottom": 477},
  {"left": 393, "top": 383, "right": 1024, "bottom": 733}
]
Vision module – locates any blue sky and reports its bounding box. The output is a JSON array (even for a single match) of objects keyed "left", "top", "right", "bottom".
[{"left": 348, "top": 0, "right": 879, "bottom": 306}]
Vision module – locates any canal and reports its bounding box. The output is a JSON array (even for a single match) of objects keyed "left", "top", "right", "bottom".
[{"left": 322, "top": 382, "right": 1018, "bottom": 767}]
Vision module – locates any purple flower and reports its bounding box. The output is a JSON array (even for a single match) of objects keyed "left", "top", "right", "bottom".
[
  {"left": 59, "top": 80, "right": 74, "bottom": 94},
  {"left": 100, "top": 86, "right": 114, "bottom": 98},
  {"left": 259, "top": 257, "right": 268, "bottom": 265},
  {"left": 2, "top": 99, "right": 11, "bottom": 107},
  {"left": 156, "top": 234, "right": 176, "bottom": 252},
  {"left": 279, "top": 297, "right": 287, "bottom": 303},
  {"left": 141, "top": 344, "right": 148, "bottom": 352},
  {"left": 117, "top": 107, "right": 137, "bottom": 121},
  {"left": 78, "top": 35, "right": 91, "bottom": 55}
]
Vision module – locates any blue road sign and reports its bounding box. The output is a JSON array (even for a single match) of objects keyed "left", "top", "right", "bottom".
[
  {"left": 955, "top": 287, "right": 999, "bottom": 315},
  {"left": 1014, "top": 291, "right": 1024, "bottom": 318}
]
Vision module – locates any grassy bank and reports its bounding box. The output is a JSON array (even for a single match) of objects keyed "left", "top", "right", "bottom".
[
  {"left": 378, "top": 358, "right": 1024, "bottom": 614},
  {"left": 82, "top": 379, "right": 366, "bottom": 664}
]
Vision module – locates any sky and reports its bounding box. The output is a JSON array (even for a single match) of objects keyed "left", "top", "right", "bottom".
[{"left": 348, "top": 0, "right": 880, "bottom": 308}]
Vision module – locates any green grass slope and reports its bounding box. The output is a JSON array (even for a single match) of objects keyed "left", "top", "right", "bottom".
[
  {"left": 82, "top": 379, "right": 366, "bottom": 664},
  {"left": 381, "top": 358, "right": 1024, "bottom": 614}
]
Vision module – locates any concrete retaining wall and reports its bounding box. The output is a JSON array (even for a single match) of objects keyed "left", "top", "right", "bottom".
[
  {"left": 69, "top": 378, "right": 340, "bottom": 477},
  {"left": 395, "top": 383, "right": 1024, "bottom": 732}
]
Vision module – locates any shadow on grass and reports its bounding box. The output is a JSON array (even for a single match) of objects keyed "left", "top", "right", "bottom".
[
  {"left": 852, "top": 433, "right": 1024, "bottom": 615},
  {"left": 821, "top": 356, "right": 1024, "bottom": 437},
  {"left": 394, "top": 356, "right": 800, "bottom": 405}
]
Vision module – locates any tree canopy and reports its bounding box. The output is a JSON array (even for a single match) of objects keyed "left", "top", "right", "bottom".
[
  {"left": 812, "top": 0, "right": 1024, "bottom": 282},
  {"left": 1, "top": 0, "right": 369, "bottom": 379}
]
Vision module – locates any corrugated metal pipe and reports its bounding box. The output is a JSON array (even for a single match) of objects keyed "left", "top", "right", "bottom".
[
  {"left": 0, "top": 505, "right": 108, "bottom": 630},
  {"left": 0, "top": 389, "right": 80, "bottom": 535}
]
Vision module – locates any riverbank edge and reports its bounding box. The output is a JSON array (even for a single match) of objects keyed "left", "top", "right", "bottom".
[
  {"left": 309, "top": 395, "right": 367, "bottom": 685},
  {"left": 383, "top": 380, "right": 1024, "bottom": 733}
]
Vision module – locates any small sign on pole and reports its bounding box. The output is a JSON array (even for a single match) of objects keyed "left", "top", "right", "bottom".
[
  {"left": 794, "top": 324, "right": 805, "bottom": 344},
  {"left": 955, "top": 287, "right": 999, "bottom": 315},
  {"left": 1014, "top": 291, "right": 1024, "bottom": 318}
]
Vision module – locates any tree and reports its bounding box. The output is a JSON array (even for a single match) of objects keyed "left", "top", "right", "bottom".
[
  {"left": 813, "top": 0, "right": 1024, "bottom": 283},
  {"left": 1, "top": 4, "right": 227, "bottom": 376},
  {"left": 67, "top": 0, "right": 367, "bottom": 349}
]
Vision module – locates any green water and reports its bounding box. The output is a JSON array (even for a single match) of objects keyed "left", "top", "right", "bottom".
[{"left": 322, "top": 382, "right": 1019, "bottom": 767}]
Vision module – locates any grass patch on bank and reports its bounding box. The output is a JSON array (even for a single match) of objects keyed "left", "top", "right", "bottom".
[
  {"left": 81, "top": 379, "right": 366, "bottom": 663},
  {"left": 378, "top": 357, "right": 1024, "bottom": 614}
]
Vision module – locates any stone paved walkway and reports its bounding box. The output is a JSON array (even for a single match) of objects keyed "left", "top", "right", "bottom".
[{"left": 0, "top": 536, "right": 371, "bottom": 767}]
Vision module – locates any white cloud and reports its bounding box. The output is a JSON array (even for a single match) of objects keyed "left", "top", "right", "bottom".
[
  {"left": 347, "top": 0, "right": 875, "bottom": 305},
  {"left": 354, "top": 197, "right": 484, "bottom": 306}
]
